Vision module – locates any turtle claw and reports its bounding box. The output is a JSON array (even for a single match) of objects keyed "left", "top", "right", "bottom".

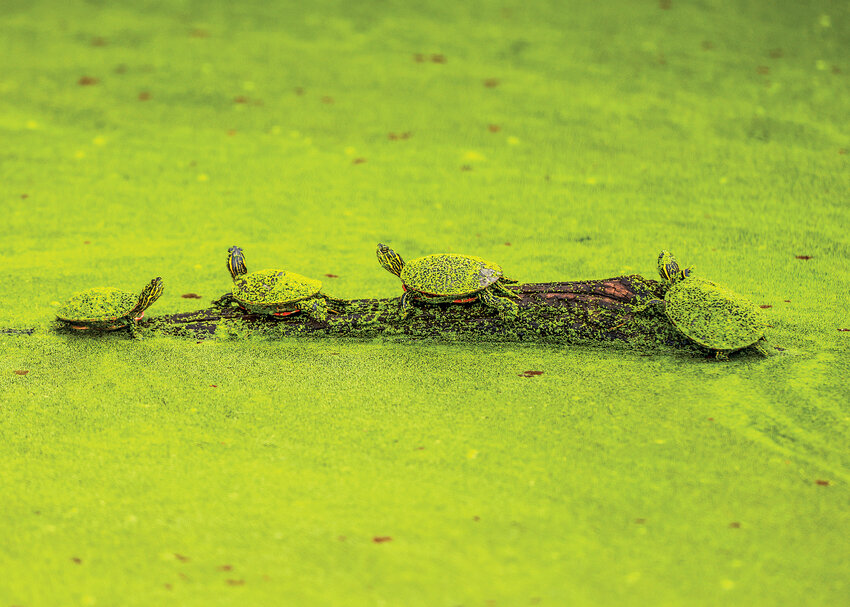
[{"left": 479, "top": 287, "right": 519, "bottom": 320}]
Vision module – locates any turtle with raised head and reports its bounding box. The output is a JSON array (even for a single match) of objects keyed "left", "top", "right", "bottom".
[
  {"left": 376, "top": 244, "right": 520, "bottom": 320},
  {"left": 214, "top": 246, "right": 335, "bottom": 321},
  {"left": 648, "top": 250, "right": 772, "bottom": 358},
  {"left": 56, "top": 277, "right": 164, "bottom": 338}
]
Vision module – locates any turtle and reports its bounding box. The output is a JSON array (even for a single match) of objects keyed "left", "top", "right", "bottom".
[
  {"left": 213, "top": 246, "right": 336, "bottom": 321},
  {"left": 376, "top": 243, "right": 520, "bottom": 320},
  {"left": 56, "top": 277, "right": 164, "bottom": 338},
  {"left": 644, "top": 250, "right": 773, "bottom": 358}
]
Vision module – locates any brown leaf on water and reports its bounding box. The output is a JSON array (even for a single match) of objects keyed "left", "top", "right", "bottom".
[
  {"left": 14, "top": 370, "right": 29, "bottom": 375},
  {"left": 372, "top": 536, "right": 392, "bottom": 543}
]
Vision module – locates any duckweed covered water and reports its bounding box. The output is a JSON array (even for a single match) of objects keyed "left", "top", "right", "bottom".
[{"left": 2, "top": 1, "right": 849, "bottom": 605}]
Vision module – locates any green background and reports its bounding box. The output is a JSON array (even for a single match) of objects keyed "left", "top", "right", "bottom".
[{"left": 1, "top": 1, "right": 848, "bottom": 605}]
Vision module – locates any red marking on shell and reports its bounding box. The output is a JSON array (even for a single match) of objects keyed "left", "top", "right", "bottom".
[
  {"left": 273, "top": 310, "right": 297, "bottom": 317},
  {"left": 453, "top": 297, "right": 476, "bottom": 303}
]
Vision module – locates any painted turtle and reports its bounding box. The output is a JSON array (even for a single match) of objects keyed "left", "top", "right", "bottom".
[
  {"left": 651, "top": 250, "right": 772, "bottom": 358},
  {"left": 56, "top": 277, "right": 163, "bottom": 338},
  {"left": 376, "top": 243, "right": 520, "bottom": 320},
  {"left": 214, "top": 246, "right": 335, "bottom": 321}
]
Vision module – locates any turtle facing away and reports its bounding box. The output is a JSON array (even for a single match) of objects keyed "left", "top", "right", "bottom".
[
  {"left": 56, "top": 277, "right": 164, "bottom": 338},
  {"left": 376, "top": 244, "right": 520, "bottom": 320},
  {"left": 650, "top": 250, "right": 772, "bottom": 358},
  {"left": 214, "top": 246, "right": 335, "bottom": 321}
]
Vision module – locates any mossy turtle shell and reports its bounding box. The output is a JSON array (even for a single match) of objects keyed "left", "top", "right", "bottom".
[
  {"left": 56, "top": 287, "right": 139, "bottom": 322},
  {"left": 665, "top": 277, "right": 766, "bottom": 350},
  {"left": 401, "top": 254, "right": 503, "bottom": 296},
  {"left": 232, "top": 269, "right": 322, "bottom": 305}
]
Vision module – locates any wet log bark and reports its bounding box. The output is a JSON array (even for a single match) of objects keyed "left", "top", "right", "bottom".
[{"left": 139, "top": 275, "right": 695, "bottom": 351}]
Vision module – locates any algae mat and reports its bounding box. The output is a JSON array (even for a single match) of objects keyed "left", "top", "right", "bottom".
[{"left": 1, "top": 1, "right": 849, "bottom": 605}]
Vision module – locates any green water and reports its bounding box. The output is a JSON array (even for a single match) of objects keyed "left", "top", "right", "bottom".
[{"left": 1, "top": 1, "right": 848, "bottom": 605}]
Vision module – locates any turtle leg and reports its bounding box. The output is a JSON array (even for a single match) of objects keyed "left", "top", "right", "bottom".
[
  {"left": 211, "top": 292, "right": 237, "bottom": 308},
  {"left": 714, "top": 350, "right": 730, "bottom": 361},
  {"left": 127, "top": 318, "right": 141, "bottom": 339},
  {"left": 478, "top": 287, "right": 519, "bottom": 320},
  {"left": 399, "top": 291, "right": 414, "bottom": 319},
  {"left": 492, "top": 280, "right": 522, "bottom": 300},
  {"left": 752, "top": 337, "right": 778, "bottom": 357},
  {"left": 299, "top": 296, "right": 328, "bottom": 322}
]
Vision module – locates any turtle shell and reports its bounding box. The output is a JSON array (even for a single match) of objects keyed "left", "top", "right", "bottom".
[
  {"left": 665, "top": 277, "right": 766, "bottom": 350},
  {"left": 401, "top": 254, "right": 503, "bottom": 296},
  {"left": 56, "top": 287, "right": 138, "bottom": 322},
  {"left": 232, "top": 269, "right": 322, "bottom": 305}
]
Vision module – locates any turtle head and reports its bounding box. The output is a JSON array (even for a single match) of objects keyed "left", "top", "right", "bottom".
[
  {"left": 131, "top": 277, "right": 164, "bottom": 317},
  {"left": 228, "top": 246, "right": 248, "bottom": 280},
  {"left": 657, "top": 250, "right": 690, "bottom": 285},
  {"left": 376, "top": 243, "right": 404, "bottom": 277}
]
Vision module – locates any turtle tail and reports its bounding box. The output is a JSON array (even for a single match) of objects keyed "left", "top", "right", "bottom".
[
  {"left": 130, "top": 277, "right": 164, "bottom": 317},
  {"left": 376, "top": 243, "right": 404, "bottom": 277}
]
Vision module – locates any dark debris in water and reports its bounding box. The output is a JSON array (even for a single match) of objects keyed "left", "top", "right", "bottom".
[
  {"left": 14, "top": 370, "right": 30, "bottom": 375},
  {"left": 795, "top": 255, "right": 813, "bottom": 260},
  {"left": 815, "top": 479, "right": 830, "bottom": 486},
  {"left": 182, "top": 293, "right": 202, "bottom": 299},
  {"left": 372, "top": 536, "right": 392, "bottom": 543},
  {"left": 519, "top": 370, "right": 543, "bottom": 377}
]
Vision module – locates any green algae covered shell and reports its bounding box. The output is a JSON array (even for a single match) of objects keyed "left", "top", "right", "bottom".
[
  {"left": 665, "top": 277, "right": 766, "bottom": 351},
  {"left": 231, "top": 269, "right": 322, "bottom": 306},
  {"left": 400, "top": 254, "right": 503, "bottom": 296},
  {"left": 56, "top": 287, "right": 139, "bottom": 322}
]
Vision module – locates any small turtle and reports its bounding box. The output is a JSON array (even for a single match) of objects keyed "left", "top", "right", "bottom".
[
  {"left": 56, "top": 277, "right": 164, "bottom": 338},
  {"left": 376, "top": 244, "right": 520, "bottom": 320},
  {"left": 647, "top": 250, "right": 772, "bottom": 358},
  {"left": 214, "top": 246, "right": 335, "bottom": 321}
]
